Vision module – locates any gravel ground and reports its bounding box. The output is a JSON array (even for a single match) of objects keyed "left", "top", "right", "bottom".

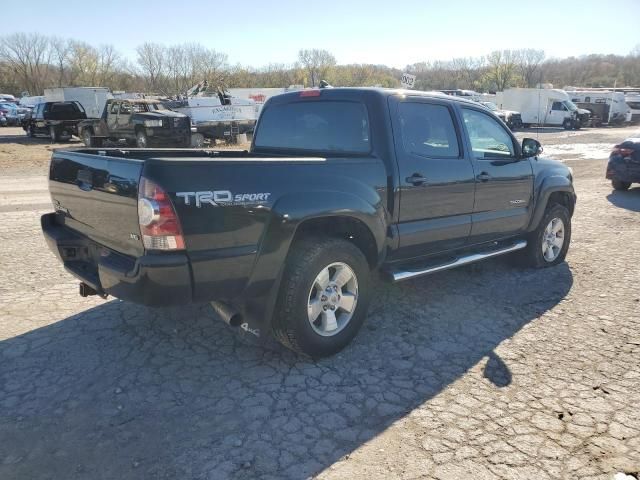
[{"left": 0, "top": 126, "right": 639, "bottom": 480}]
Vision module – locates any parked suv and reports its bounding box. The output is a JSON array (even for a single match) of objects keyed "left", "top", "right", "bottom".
[{"left": 42, "top": 88, "right": 576, "bottom": 357}]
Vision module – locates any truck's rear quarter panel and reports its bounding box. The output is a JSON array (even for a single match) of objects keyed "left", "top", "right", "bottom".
[{"left": 142, "top": 156, "right": 388, "bottom": 303}]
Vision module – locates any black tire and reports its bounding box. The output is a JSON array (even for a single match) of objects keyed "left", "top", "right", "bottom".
[
  {"left": 516, "top": 204, "right": 571, "bottom": 268},
  {"left": 82, "top": 128, "right": 93, "bottom": 147},
  {"left": 49, "top": 126, "right": 59, "bottom": 143},
  {"left": 25, "top": 125, "right": 34, "bottom": 137},
  {"left": 612, "top": 180, "right": 631, "bottom": 191},
  {"left": 136, "top": 130, "right": 149, "bottom": 148},
  {"left": 272, "top": 236, "right": 371, "bottom": 358},
  {"left": 82, "top": 129, "right": 102, "bottom": 148},
  {"left": 562, "top": 119, "right": 572, "bottom": 130}
]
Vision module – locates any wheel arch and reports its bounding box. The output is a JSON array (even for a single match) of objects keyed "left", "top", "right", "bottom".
[
  {"left": 527, "top": 175, "right": 576, "bottom": 232},
  {"left": 236, "top": 190, "right": 388, "bottom": 335}
]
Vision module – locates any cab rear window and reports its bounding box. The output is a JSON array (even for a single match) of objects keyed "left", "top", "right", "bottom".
[{"left": 254, "top": 101, "right": 370, "bottom": 154}]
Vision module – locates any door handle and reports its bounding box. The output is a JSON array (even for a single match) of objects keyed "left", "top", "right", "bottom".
[
  {"left": 405, "top": 173, "right": 428, "bottom": 186},
  {"left": 476, "top": 172, "right": 492, "bottom": 182}
]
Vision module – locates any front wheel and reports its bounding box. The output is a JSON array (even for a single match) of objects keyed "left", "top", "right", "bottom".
[
  {"left": 136, "top": 130, "right": 148, "bottom": 148},
  {"left": 49, "top": 126, "right": 59, "bottom": 143},
  {"left": 612, "top": 180, "right": 631, "bottom": 191},
  {"left": 272, "top": 237, "right": 371, "bottom": 357},
  {"left": 82, "top": 129, "right": 102, "bottom": 147},
  {"left": 562, "top": 119, "right": 572, "bottom": 130},
  {"left": 516, "top": 204, "right": 571, "bottom": 268}
]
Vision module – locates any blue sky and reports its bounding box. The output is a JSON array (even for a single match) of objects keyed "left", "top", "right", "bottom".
[{"left": 9, "top": 0, "right": 640, "bottom": 68}]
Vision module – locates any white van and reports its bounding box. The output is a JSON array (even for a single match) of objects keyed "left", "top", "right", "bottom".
[{"left": 496, "top": 88, "right": 582, "bottom": 129}]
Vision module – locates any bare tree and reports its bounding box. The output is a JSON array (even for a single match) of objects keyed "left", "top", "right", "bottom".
[
  {"left": 486, "top": 50, "right": 519, "bottom": 91},
  {"left": 452, "top": 56, "right": 486, "bottom": 89},
  {"left": 136, "top": 43, "right": 166, "bottom": 91},
  {"left": 298, "top": 49, "right": 336, "bottom": 86},
  {"left": 516, "top": 49, "right": 545, "bottom": 87},
  {"left": 96, "top": 45, "right": 120, "bottom": 86},
  {"left": 0, "top": 33, "right": 53, "bottom": 94},
  {"left": 50, "top": 37, "right": 72, "bottom": 86}
]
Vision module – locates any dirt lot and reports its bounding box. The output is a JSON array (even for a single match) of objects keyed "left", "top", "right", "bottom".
[{"left": 0, "top": 125, "right": 639, "bottom": 480}]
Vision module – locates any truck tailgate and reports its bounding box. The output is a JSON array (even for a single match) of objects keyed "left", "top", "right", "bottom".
[{"left": 48, "top": 151, "right": 145, "bottom": 257}]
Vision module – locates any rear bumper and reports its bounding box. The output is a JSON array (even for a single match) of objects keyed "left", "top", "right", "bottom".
[
  {"left": 606, "top": 159, "right": 640, "bottom": 183},
  {"left": 41, "top": 213, "right": 192, "bottom": 306}
]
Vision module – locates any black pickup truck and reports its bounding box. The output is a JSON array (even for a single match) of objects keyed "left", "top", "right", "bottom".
[
  {"left": 78, "top": 99, "right": 191, "bottom": 148},
  {"left": 42, "top": 88, "right": 576, "bottom": 357},
  {"left": 23, "top": 101, "right": 88, "bottom": 142}
]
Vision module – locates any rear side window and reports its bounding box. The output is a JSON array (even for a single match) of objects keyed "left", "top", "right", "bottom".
[
  {"left": 254, "top": 101, "right": 370, "bottom": 154},
  {"left": 50, "top": 103, "right": 82, "bottom": 119},
  {"left": 398, "top": 102, "right": 460, "bottom": 158}
]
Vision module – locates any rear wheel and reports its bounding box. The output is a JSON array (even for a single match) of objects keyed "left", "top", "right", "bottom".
[
  {"left": 191, "top": 133, "right": 205, "bottom": 148},
  {"left": 272, "top": 236, "right": 371, "bottom": 358},
  {"left": 515, "top": 204, "right": 571, "bottom": 268},
  {"left": 612, "top": 180, "right": 631, "bottom": 191}
]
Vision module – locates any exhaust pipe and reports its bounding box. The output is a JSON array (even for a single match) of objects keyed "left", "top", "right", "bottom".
[
  {"left": 210, "top": 301, "right": 242, "bottom": 327},
  {"left": 79, "top": 283, "right": 108, "bottom": 299}
]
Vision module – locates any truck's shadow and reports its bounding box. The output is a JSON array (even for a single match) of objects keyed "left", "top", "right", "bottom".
[
  {"left": 0, "top": 259, "right": 572, "bottom": 479},
  {"left": 607, "top": 187, "right": 640, "bottom": 212}
]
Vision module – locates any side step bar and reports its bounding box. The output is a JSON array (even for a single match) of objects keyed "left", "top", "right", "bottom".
[{"left": 387, "top": 240, "right": 527, "bottom": 283}]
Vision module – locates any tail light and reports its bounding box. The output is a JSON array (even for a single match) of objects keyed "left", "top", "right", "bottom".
[
  {"left": 611, "top": 145, "right": 634, "bottom": 157},
  {"left": 138, "top": 177, "right": 185, "bottom": 250},
  {"left": 300, "top": 90, "right": 321, "bottom": 97}
]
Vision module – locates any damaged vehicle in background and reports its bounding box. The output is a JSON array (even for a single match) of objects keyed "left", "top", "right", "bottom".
[
  {"left": 78, "top": 99, "right": 191, "bottom": 148},
  {"left": 480, "top": 101, "right": 523, "bottom": 130}
]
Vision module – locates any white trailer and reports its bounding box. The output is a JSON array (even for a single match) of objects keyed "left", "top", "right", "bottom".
[
  {"left": 564, "top": 89, "right": 631, "bottom": 125},
  {"left": 624, "top": 92, "right": 640, "bottom": 123},
  {"left": 43, "top": 87, "right": 112, "bottom": 119},
  {"left": 495, "top": 88, "right": 581, "bottom": 129}
]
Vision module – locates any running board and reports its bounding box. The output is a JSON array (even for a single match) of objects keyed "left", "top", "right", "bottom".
[{"left": 387, "top": 240, "right": 527, "bottom": 282}]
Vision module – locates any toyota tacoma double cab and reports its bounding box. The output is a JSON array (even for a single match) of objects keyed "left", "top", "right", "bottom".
[
  {"left": 78, "top": 99, "right": 190, "bottom": 148},
  {"left": 42, "top": 88, "right": 576, "bottom": 357}
]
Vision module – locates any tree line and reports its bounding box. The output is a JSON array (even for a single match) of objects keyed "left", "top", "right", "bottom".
[{"left": 1, "top": 33, "right": 639, "bottom": 97}]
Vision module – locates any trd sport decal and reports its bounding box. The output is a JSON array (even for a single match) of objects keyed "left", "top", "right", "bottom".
[{"left": 176, "top": 190, "right": 271, "bottom": 207}]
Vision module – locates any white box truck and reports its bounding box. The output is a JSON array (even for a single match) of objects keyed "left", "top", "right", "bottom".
[
  {"left": 564, "top": 88, "right": 631, "bottom": 125},
  {"left": 495, "top": 88, "right": 582, "bottom": 129},
  {"left": 43, "top": 87, "right": 112, "bottom": 119}
]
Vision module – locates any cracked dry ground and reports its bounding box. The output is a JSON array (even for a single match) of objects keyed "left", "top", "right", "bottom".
[{"left": 1, "top": 151, "right": 639, "bottom": 479}]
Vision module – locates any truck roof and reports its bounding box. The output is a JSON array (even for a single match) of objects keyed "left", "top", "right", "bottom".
[{"left": 270, "top": 87, "right": 481, "bottom": 106}]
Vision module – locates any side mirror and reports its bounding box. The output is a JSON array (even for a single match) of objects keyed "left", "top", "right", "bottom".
[{"left": 521, "top": 138, "right": 543, "bottom": 158}]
